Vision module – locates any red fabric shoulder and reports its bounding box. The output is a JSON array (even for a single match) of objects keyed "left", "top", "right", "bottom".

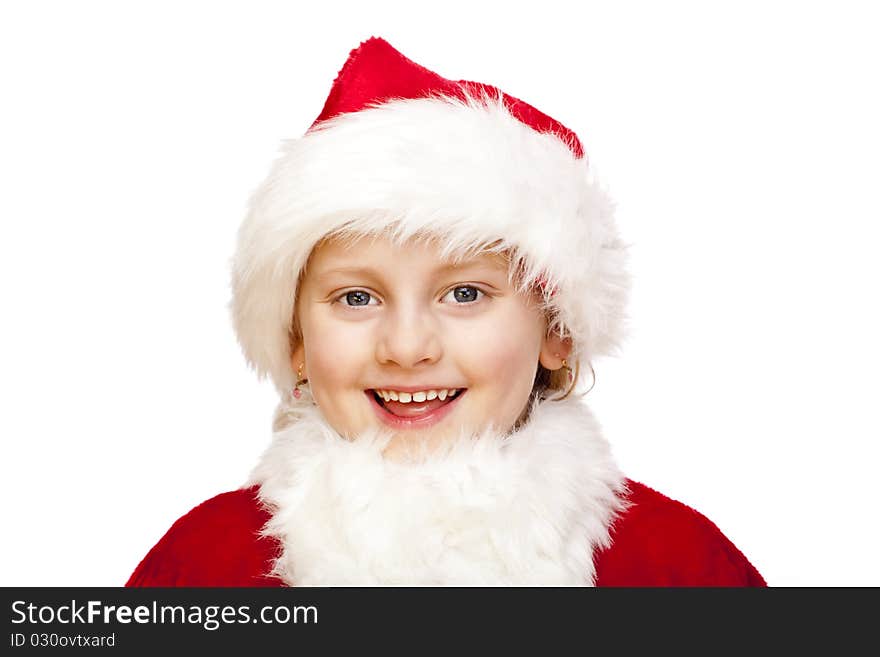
[
  {"left": 594, "top": 480, "right": 766, "bottom": 586},
  {"left": 126, "top": 487, "right": 283, "bottom": 587}
]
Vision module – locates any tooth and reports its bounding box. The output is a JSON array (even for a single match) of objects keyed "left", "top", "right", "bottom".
[
  {"left": 426, "top": 390, "right": 438, "bottom": 400},
  {"left": 389, "top": 391, "right": 398, "bottom": 401},
  {"left": 449, "top": 388, "right": 458, "bottom": 397},
  {"left": 412, "top": 391, "right": 427, "bottom": 402},
  {"left": 438, "top": 390, "right": 448, "bottom": 401},
  {"left": 398, "top": 392, "right": 412, "bottom": 403},
  {"left": 381, "top": 390, "right": 391, "bottom": 402}
]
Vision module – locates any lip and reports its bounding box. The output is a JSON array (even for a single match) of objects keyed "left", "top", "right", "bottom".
[{"left": 365, "top": 388, "right": 467, "bottom": 429}]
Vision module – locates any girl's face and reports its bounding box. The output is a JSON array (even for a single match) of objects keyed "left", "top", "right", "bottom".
[{"left": 292, "top": 234, "right": 570, "bottom": 459}]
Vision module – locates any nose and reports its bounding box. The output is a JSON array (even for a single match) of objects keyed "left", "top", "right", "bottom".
[{"left": 374, "top": 302, "right": 443, "bottom": 369}]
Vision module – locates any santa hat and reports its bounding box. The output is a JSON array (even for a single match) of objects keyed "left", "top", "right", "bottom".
[{"left": 231, "top": 37, "right": 629, "bottom": 396}]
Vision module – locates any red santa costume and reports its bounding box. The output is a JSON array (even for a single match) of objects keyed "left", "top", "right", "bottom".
[{"left": 128, "top": 37, "right": 765, "bottom": 587}]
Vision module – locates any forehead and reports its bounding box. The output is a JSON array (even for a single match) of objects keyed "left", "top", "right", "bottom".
[{"left": 305, "top": 233, "right": 512, "bottom": 279}]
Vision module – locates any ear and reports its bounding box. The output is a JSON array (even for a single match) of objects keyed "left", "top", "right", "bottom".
[{"left": 539, "top": 332, "right": 573, "bottom": 370}]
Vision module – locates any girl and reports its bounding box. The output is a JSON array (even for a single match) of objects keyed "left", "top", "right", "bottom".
[{"left": 128, "top": 37, "right": 765, "bottom": 586}]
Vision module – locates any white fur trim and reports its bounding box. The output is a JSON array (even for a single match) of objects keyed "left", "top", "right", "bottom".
[
  {"left": 231, "top": 91, "right": 630, "bottom": 395},
  {"left": 248, "top": 393, "right": 627, "bottom": 586}
]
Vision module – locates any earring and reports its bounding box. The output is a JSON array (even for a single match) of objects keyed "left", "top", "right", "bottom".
[
  {"left": 560, "top": 358, "right": 573, "bottom": 383},
  {"left": 551, "top": 356, "right": 596, "bottom": 396},
  {"left": 292, "top": 362, "right": 308, "bottom": 399}
]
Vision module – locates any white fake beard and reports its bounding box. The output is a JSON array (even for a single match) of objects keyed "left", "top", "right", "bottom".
[{"left": 249, "top": 390, "right": 626, "bottom": 586}]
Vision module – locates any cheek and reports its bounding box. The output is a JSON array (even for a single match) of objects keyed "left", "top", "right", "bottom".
[
  {"left": 461, "top": 306, "right": 543, "bottom": 393},
  {"left": 302, "top": 314, "right": 372, "bottom": 388},
  {"left": 300, "top": 315, "right": 376, "bottom": 436}
]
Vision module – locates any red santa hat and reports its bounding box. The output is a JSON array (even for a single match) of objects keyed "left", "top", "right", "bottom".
[{"left": 231, "top": 37, "right": 629, "bottom": 395}]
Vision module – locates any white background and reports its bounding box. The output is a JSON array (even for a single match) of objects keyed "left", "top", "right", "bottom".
[{"left": 2, "top": 1, "right": 877, "bottom": 586}]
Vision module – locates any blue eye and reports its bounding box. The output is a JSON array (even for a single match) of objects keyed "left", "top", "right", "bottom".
[
  {"left": 444, "top": 286, "right": 483, "bottom": 304},
  {"left": 342, "top": 290, "right": 374, "bottom": 306}
]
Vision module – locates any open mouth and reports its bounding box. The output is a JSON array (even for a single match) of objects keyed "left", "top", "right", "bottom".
[{"left": 365, "top": 388, "right": 467, "bottom": 427}]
